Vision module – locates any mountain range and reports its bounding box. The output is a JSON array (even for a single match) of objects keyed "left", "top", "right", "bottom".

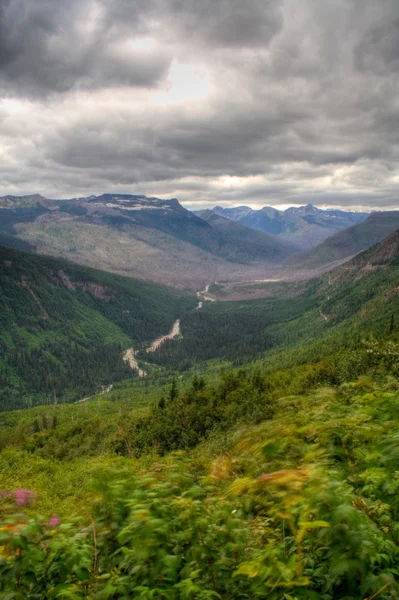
[
  {"left": 0, "top": 194, "right": 299, "bottom": 288},
  {"left": 209, "top": 203, "right": 370, "bottom": 249},
  {"left": 1, "top": 193, "right": 399, "bottom": 287}
]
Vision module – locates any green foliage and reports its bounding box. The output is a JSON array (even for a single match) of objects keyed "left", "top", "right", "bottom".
[
  {"left": 2, "top": 375, "right": 399, "bottom": 600},
  {"left": 143, "top": 291, "right": 317, "bottom": 368},
  {"left": 1, "top": 335, "right": 397, "bottom": 463},
  {"left": 128, "top": 370, "right": 275, "bottom": 456}
]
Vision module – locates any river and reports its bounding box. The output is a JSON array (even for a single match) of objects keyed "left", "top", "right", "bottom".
[{"left": 123, "top": 283, "right": 214, "bottom": 377}]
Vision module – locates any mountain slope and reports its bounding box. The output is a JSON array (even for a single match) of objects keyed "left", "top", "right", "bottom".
[
  {"left": 194, "top": 209, "right": 300, "bottom": 260},
  {"left": 0, "top": 245, "right": 196, "bottom": 410},
  {"left": 211, "top": 204, "right": 369, "bottom": 249},
  {"left": 0, "top": 194, "right": 299, "bottom": 287},
  {"left": 290, "top": 211, "right": 399, "bottom": 269}
]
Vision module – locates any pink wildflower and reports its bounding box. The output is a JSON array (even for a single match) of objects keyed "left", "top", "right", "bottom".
[
  {"left": 47, "top": 515, "right": 60, "bottom": 527},
  {"left": 14, "top": 489, "right": 34, "bottom": 505}
]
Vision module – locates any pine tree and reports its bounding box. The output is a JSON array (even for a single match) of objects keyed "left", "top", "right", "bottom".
[{"left": 169, "top": 378, "right": 178, "bottom": 402}]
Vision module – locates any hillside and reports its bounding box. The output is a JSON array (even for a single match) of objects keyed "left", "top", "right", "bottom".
[
  {"left": 327, "top": 228, "right": 399, "bottom": 283},
  {"left": 1, "top": 360, "right": 399, "bottom": 599},
  {"left": 211, "top": 203, "right": 369, "bottom": 249},
  {"left": 0, "top": 245, "right": 196, "bottom": 410},
  {"left": 290, "top": 211, "right": 399, "bottom": 268},
  {"left": 0, "top": 193, "right": 299, "bottom": 288}
]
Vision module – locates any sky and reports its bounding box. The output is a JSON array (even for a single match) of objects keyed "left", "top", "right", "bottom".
[{"left": 0, "top": 0, "right": 398, "bottom": 211}]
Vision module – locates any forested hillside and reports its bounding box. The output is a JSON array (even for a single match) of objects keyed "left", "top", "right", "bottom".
[{"left": 0, "top": 245, "right": 196, "bottom": 410}]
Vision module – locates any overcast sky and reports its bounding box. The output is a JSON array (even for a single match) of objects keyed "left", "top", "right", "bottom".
[{"left": 0, "top": 0, "right": 398, "bottom": 210}]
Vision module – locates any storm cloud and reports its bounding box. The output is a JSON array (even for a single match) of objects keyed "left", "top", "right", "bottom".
[{"left": 0, "top": 0, "right": 398, "bottom": 210}]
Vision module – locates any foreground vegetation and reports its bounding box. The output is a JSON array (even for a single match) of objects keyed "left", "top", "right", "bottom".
[
  {"left": 1, "top": 364, "right": 399, "bottom": 598},
  {"left": 0, "top": 334, "right": 398, "bottom": 598}
]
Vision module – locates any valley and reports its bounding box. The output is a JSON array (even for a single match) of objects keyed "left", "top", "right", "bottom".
[
  {"left": 1, "top": 211, "right": 398, "bottom": 408},
  {"left": 0, "top": 244, "right": 197, "bottom": 409},
  {"left": 123, "top": 283, "right": 215, "bottom": 376},
  {"left": 0, "top": 197, "right": 398, "bottom": 600}
]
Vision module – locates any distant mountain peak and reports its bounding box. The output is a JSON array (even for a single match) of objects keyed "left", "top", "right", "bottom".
[
  {"left": 285, "top": 203, "right": 322, "bottom": 215},
  {"left": 0, "top": 193, "right": 48, "bottom": 208}
]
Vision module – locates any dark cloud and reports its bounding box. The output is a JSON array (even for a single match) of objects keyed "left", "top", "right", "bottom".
[
  {"left": 163, "top": 0, "right": 283, "bottom": 48},
  {"left": 0, "top": 0, "right": 398, "bottom": 210},
  {"left": 0, "top": 0, "right": 171, "bottom": 95},
  {"left": 0, "top": 0, "right": 283, "bottom": 97},
  {"left": 354, "top": 10, "right": 399, "bottom": 74}
]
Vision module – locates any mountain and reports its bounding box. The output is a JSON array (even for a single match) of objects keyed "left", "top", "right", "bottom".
[
  {"left": 210, "top": 203, "right": 369, "bottom": 249},
  {"left": 0, "top": 244, "right": 196, "bottom": 410},
  {"left": 193, "top": 209, "right": 300, "bottom": 260},
  {"left": 290, "top": 210, "right": 399, "bottom": 269},
  {"left": 0, "top": 194, "right": 49, "bottom": 208},
  {"left": 0, "top": 193, "right": 299, "bottom": 288},
  {"left": 326, "top": 228, "right": 399, "bottom": 282}
]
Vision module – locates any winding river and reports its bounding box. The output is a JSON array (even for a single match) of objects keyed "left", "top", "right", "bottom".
[{"left": 123, "top": 283, "right": 214, "bottom": 377}]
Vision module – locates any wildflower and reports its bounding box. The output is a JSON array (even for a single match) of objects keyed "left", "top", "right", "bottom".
[{"left": 14, "top": 489, "right": 36, "bottom": 505}]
